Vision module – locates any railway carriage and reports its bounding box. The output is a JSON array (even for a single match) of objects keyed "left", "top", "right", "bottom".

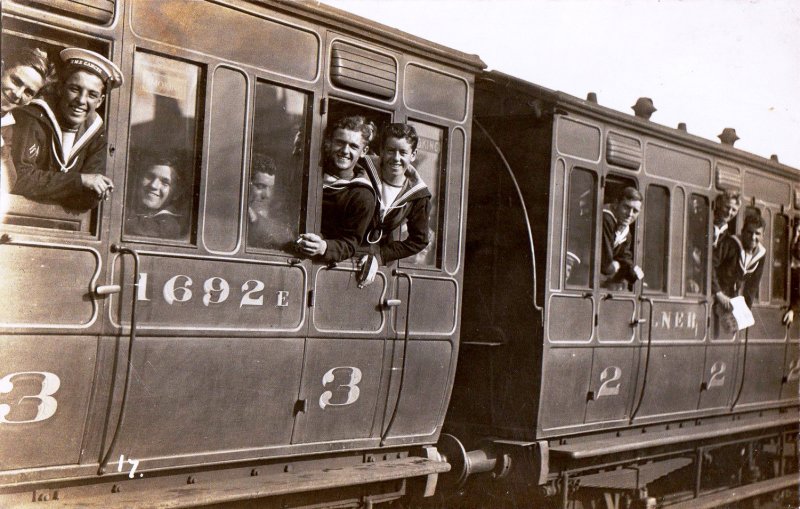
[
  {"left": 445, "top": 71, "right": 800, "bottom": 508},
  {"left": 0, "top": 1, "right": 483, "bottom": 506},
  {"left": 1, "top": 1, "right": 798, "bottom": 508}
]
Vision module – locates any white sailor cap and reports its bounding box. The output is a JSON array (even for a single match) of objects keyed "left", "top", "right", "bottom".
[
  {"left": 566, "top": 251, "right": 581, "bottom": 266},
  {"left": 60, "top": 48, "right": 123, "bottom": 90}
]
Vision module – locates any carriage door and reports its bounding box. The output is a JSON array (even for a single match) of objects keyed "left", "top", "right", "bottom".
[
  {"left": 380, "top": 119, "right": 461, "bottom": 442},
  {"left": 0, "top": 15, "right": 122, "bottom": 471},
  {"left": 292, "top": 78, "right": 397, "bottom": 443},
  {"left": 586, "top": 173, "right": 642, "bottom": 423}
]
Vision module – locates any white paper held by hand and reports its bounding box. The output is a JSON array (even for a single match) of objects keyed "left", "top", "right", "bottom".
[{"left": 730, "top": 296, "right": 755, "bottom": 330}]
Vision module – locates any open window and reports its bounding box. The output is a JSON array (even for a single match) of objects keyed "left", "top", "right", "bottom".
[
  {"left": 123, "top": 51, "right": 202, "bottom": 243},
  {"left": 600, "top": 176, "right": 639, "bottom": 291},
  {"left": 2, "top": 22, "right": 110, "bottom": 234}
]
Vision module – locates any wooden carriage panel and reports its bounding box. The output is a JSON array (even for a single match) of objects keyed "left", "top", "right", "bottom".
[
  {"left": 598, "top": 298, "right": 636, "bottom": 342},
  {"left": 404, "top": 64, "right": 468, "bottom": 122},
  {"left": 697, "top": 344, "right": 737, "bottom": 410},
  {"left": 539, "top": 347, "right": 592, "bottom": 431},
  {"left": 292, "top": 338, "right": 384, "bottom": 443},
  {"left": 630, "top": 345, "right": 705, "bottom": 420},
  {"left": 584, "top": 346, "right": 637, "bottom": 423},
  {"left": 0, "top": 243, "right": 99, "bottom": 329},
  {"left": 0, "top": 335, "right": 96, "bottom": 470},
  {"left": 731, "top": 343, "right": 786, "bottom": 408},
  {"left": 111, "top": 254, "right": 306, "bottom": 332},
  {"left": 130, "top": 0, "right": 320, "bottom": 81},
  {"left": 381, "top": 340, "right": 453, "bottom": 439},
  {"left": 780, "top": 341, "right": 799, "bottom": 401},
  {"left": 107, "top": 336, "right": 303, "bottom": 458},
  {"left": 394, "top": 277, "right": 457, "bottom": 335},
  {"left": 313, "top": 267, "right": 386, "bottom": 333},
  {"left": 547, "top": 295, "right": 593, "bottom": 343}
]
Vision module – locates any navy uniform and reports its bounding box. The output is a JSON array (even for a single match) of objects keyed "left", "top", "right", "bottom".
[
  {"left": 712, "top": 234, "right": 766, "bottom": 308},
  {"left": 11, "top": 48, "right": 122, "bottom": 211},
  {"left": 360, "top": 155, "right": 431, "bottom": 265},
  {"left": 319, "top": 160, "right": 376, "bottom": 263},
  {"left": 600, "top": 209, "right": 637, "bottom": 288}
]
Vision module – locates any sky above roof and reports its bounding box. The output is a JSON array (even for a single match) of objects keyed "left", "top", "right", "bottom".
[{"left": 323, "top": 0, "right": 800, "bottom": 169}]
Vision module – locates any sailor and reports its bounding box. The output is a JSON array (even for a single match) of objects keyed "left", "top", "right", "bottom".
[{"left": 11, "top": 48, "right": 123, "bottom": 211}]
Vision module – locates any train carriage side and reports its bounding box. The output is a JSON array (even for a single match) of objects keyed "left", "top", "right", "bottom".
[
  {"left": 0, "top": 1, "right": 484, "bottom": 506},
  {"left": 446, "top": 71, "right": 799, "bottom": 508}
]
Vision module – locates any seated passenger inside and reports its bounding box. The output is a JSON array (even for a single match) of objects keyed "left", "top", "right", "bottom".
[
  {"left": 296, "top": 115, "right": 376, "bottom": 262},
  {"left": 1, "top": 47, "right": 55, "bottom": 211},
  {"left": 247, "top": 153, "right": 289, "bottom": 248},
  {"left": 360, "top": 123, "right": 432, "bottom": 266},
  {"left": 601, "top": 186, "right": 644, "bottom": 290},
  {"left": 124, "top": 159, "right": 183, "bottom": 239},
  {"left": 11, "top": 48, "right": 122, "bottom": 211}
]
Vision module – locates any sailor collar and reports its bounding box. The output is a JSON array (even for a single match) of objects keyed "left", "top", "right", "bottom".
[{"left": 30, "top": 98, "right": 104, "bottom": 173}]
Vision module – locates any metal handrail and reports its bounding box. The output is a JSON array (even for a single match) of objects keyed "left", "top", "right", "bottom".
[
  {"left": 380, "top": 270, "right": 413, "bottom": 445},
  {"left": 98, "top": 244, "right": 141, "bottom": 474}
]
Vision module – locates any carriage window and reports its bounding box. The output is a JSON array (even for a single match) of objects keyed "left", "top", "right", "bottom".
[
  {"left": 642, "top": 185, "right": 669, "bottom": 293},
  {"left": 565, "top": 168, "right": 596, "bottom": 288},
  {"left": 686, "top": 194, "right": 709, "bottom": 295},
  {"left": 246, "top": 81, "right": 310, "bottom": 252},
  {"left": 404, "top": 120, "right": 445, "bottom": 268},
  {"left": 600, "top": 176, "right": 639, "bottom": 291},
  {"left": 1, "top": 28, "right": 109, "bottom": 233},
  {"left": 772, "top": 214, "right": 789, "bottom": 301},
  {"left": 124, "top": 52, "right": 202, "bottom": 242}
]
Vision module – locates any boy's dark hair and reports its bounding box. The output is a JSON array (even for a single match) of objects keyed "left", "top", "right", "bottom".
[
  {"left": 324, "top": 115, "right": 376, "bottom": 147},
  {"left": 380, "top": 123, "right": 418, "bottom": 152},
  {"left": 251, "top": 153, "right": 277, "bottom": 177},
  {"left": 619, "top": 186, "right": 643, "bottom": 203},
  {"left": 743, "top": 210, "right": 766, "bottom": 231},
  {"left": 715, "top": 189, "right": 741, "bottom": 208}
]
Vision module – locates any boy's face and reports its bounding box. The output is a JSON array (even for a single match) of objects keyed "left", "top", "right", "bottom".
[
  {"left": 327, "top": 128, "right": 368, "bottom": 174},
  {"left": 715, "top": 198, "right": 740, "bottom": 225},
  {"left": 1, "top": 64, "right": 45, "bottom": 114},
  {"left": 250, "top": 171, "right": 275, "bottom": 203},
  {"left": 380, "top": 136, "right": 417, "bottom": 182},
  {"left": 139, "top": 164, "right": 174, "bottom": 210},
  {"left": 741, "top": 223, "right": 764, "bottom": 251},
  {"left": 613, "top": 198, "right": 642, "bottom": 227},
  {"left": 58, "top": 70, "right": 105, "bottom": 129}
]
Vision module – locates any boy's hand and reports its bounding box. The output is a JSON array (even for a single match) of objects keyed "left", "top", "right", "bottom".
[{"left": 297, "top": 233, "right": 327, "bottom": 256}]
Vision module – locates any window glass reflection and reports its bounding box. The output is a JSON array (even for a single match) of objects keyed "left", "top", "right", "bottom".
[
  {"left": 125, "top": 52, "right": 201, "bottom": 241},
  {"left": 565, "top": 168, "right": 596, "bottom": 287},
  {"left": 404, "top": 120, "right": 444, "bottom": 267},
  {"left": 686, "top": 194, "right": 709, "bottom": 295},
  {"left": 246, "top": 81, "right": 309, "bottom": 252}
]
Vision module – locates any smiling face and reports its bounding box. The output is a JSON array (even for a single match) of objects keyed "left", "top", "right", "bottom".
[
  {"left": 57, "top": 69, "right": 104, "bottom": 129},
  {"left": 326, "top": 128, "right": 368, "bottom": 176},
  {"left": 1, "top": 64, "right": 45, "bottom": 114},
  {"left": 380, "top": 136, "right": 417, "bottom": 185},
  {"left": 613, "top": 197, "right": 642, "bottom": 228},
  {"left": 714, "top": 197, "right": 740, "bottom": 226},
  {"left": 741, "top": 222, "right": 764, "bottom": 252},
  {"left": 138, "top": 164, "right": 175, "bottom": 211}
]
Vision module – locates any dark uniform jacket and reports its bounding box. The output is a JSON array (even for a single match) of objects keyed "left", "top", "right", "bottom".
[
  {"left": 11, "top": 97, "right": 107, "bottom": 212},
  {"left": 319, "top": 162, "right": 376, "bottom": 263},
  {"left": 601, "top": 209, "right": 637, "bottom": 285},
  {"left": 125, "top": 208, "right": 183, "bottom": 239},
  {"left": 712, "top": 234, "right": 766, "bottom": 308},
  {"left": 360, "top": 156, "right": 431, "bottom": 264}
]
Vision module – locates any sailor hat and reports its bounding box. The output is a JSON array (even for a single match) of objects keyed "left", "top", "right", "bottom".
[{"left": 60, "top": 48, "right": 123, "bottom": 89}]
